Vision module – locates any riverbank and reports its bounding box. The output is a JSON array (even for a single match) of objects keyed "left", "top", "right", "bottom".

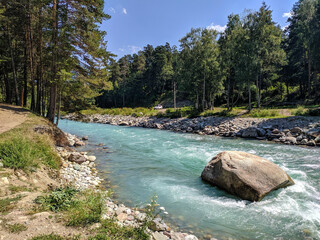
[
  {"left": 63, "top": 113, "right": 320, "bottom": 147},
  {"left": 0, "top": 106, "right": 202, "bottom": 240}
]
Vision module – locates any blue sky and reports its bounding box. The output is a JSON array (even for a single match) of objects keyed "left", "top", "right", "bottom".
[{"left": 102, "top": 0, "right": 296, "bottom": 58}]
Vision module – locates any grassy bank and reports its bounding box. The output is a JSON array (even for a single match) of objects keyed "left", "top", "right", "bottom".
[
  {"left": 78, "top": 105, "right": 320, "bottom": 119},
  {"left": 0, "top": 114, "right": 61, "bottom": 171}
]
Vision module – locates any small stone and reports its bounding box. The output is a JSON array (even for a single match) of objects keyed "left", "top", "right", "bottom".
[
  {"left": 1, "top": 177, "right": 9, "bottom": 185},
  {"left": 117, "top": 213, "right": 128, "bottom": 221},
  {"left": 88, "top": 156, "right": 96, "bottom": 162},
  {"left": 152, "top": 232, "right": 169, "bottom": 240},
  {"left": 73, "top": 165, "right": 81, "bottom": 171},
  {"left": 185, "top": 235, "right": 198, "bottom": 240},
  {"left": 300, "top": 139, "right": 308, "bottom": 145},
  {"left": 74, "top": 141, "right": 85, "bottom": 147},
  {"left": 82, "top": 136, "right": 89, "bottom": 141},
  {"left": 307, "top": 140, "right": 316, "bottom": 146}
]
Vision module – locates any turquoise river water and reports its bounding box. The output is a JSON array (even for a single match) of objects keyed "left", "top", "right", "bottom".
[{"left": 59, "top": 119, "right": 320, "bottom": 240}]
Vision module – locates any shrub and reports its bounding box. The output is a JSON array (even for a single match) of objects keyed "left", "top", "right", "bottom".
[
  {"left": 291, "top": 105, "right": 306, "bottom": 116},
  {"left": 34, "top": 186, "right": 78, "bottom": 212},
  {"left": 247, "top": 109, "right": 281, "bottom": 118}
]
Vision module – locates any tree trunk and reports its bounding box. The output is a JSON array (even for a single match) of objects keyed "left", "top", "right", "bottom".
[
  {"left": 202, "top": 73, "right": 206, "bottom": 111},
  {"left": 56, "top": 88, "right": 62, "bottom": 125},
  {"left": 307, "top": 48, "right": 312, "bottom": 98},
  {"left": 7, "top": 23, "right": 20, "bottom": 105},
  {"left": 36, "top": 7, "right": 43, "bottom": 114},
  {"left": 23, "top": 48, "right": 28, "bottom": 107},
  {"left": 47, "top": 0, "right": 58, "bottom": 123},
  {"left": 256, "top": 74, "right": 260, "bottom": 108},
  {"left": 173, "top": 81, "right": 177, "bottom": 109},
  {"left": 227, "top": 77, "right": 230, "bottom": 111},
  {"left": 248, "top": 82, "right": 251, "bottom": 111}
]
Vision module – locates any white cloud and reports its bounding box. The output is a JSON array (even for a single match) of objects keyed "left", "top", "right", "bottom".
[
  {"left": 128, "top": 45, "right": 141, "bottom": 54},
  {"left": 207, "top": 23, "right": 226, "bottom": 33},
  {"left": 118, "top": 48, "right": 125, "bottom": 52},
  {"left": 282, "top": 25, "right": 289, "bottom": 31},
  {"left": 109, "top": 7, "right": 115, "bottom": 13},
  {"left": 282, "top": 12, "right": 293, "bottom": 18},
  {"left": 122, "top": 8, "right": 127, "bottom": 14}
]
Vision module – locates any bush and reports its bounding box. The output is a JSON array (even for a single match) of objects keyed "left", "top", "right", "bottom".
[
  {"left": 35, "top": 186, "right": 78, "bottom": 212},
  {"left": 291, "top": 105, "right": 306, "bottom": 116},
  {"left": 306, "top": 107, "right": 320, "bottom": 116},
  {"left": 0, "top": 136, "right": 60, "bottom": 170}
]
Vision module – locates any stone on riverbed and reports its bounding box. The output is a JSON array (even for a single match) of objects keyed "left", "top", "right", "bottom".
[{"left": 201, "top": 151, "right": 294, "bottom": 201}]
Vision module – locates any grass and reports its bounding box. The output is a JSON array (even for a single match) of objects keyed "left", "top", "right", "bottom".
[
  {"left": 31, "top": 233, "right": 80, "bottom": 240},
  {"left": 0, "top": 195, "right": 21, "bottom": 214},
  {"left": 243, "top": 109, "right": 284, "bottom": 118},
  {"left": 5, "top": 223, "right": 28, "bottom": 233},
  {"left": 0, "top": 114, "right": 61, "bottom": 171},
  {"left": 35, "top": 187, "right": 103, "bottom": 227},
  {"left": 65, "top": 190, "right": 103, "bottom": 227},
  {"left": 8, "top": 185, "right": 33, "bottom": 194},
  {"left": 80, "top": 107, "right": 158, "bottom": 117},
  {"left": 89, "top": 219, "right": 149, "bottom": 240}
]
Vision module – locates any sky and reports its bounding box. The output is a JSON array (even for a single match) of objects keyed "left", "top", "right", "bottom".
[{"left": 101, "top": 0, "right": 297, "bottom": 58}]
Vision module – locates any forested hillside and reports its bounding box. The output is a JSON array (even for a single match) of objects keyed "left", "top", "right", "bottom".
[
  {"left": 1, "top": 0, "right": 320, "bottom": 122},
  {"left": 98, "top": 1, "right": 320, "bottom": 110}
]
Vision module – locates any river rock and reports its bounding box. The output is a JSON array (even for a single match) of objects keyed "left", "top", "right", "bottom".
[
  {"left": 201, "top": 151, "right": 294, "bottom": 201},
  {"left": 68, "top": 153, "right": 87, "bottom": 164},
  {"left": 152, "top": 231, "right": 169, "bottom": 240},
  {"left": 241, "top": 127, "right": 258, "bottom": 138}
]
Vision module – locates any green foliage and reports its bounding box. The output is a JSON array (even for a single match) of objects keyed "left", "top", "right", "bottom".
[
  {"left": 0, "top": 136, "right": 60, "bottom": 170},
  {"left": 8, "top": 185, "right": 33, "bottom": 194},
  {"left": 291, "top": 105, "right": 307, "bottom": 116},
  {"left": 5, "top": 223, "right": 27, "bottom": 233},
  {"left": 163, "top": 107, "right": 200, "bottom": 118},
  {"left": 31, "top": 233, "right": 80, "bottom": 240},
  {"left": 89, "top": 219, "right": 149, "bottom": 240},
  {"left": 65, "top": 190, "right": 103, "bottom": 227},
  {"left": 245, "top": 109, "right": 282, "bottom": 118},
  {"left": 34, "top": 186, "right": 78, "bottom": 212},
  {"left": 0, "top": 195, "right": 21, "bottom": 213}
]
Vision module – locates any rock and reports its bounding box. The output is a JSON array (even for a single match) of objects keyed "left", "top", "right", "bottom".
[
  {"left": 117, "top": 213, "right": 128, "bottom": 221},
  {"left": 315, "top": 136, "right": 320, "bottom": 144},
  {"left": 256, "top": 128, "right": 266, "bottom": 137},
  {"left": 272, "top": 129, "right": 280, "bottom": 134},
  {"left": 87, "top": 156, "right": 96, "bottom": 162},
  {"left": 241, "top": 127, "right": 258, "bottom": 138},
  {"left": 74, "top": 140, "right": 85, "bottom": 147},
  {"left": 73, "top": 165, "right": 81, "bottom": 171},
  {"left": 170, "top": 232, "right": 188, "bottom": 240},
  {"left": 185, "top": 235, "right": 198, "bottom": 240},
  {"left": 152, "top": 232, "right": 169, "bottom": 240},
  {"left": 290, "top": 127, "right": 303, "bottom": 134},
  {"left": 150, "top": 218, "right": 169, "bottom": 231},
  {"left": 300, "top": 139, "right": 308, "bottom": 145},
  {"left": 307, "top": 130, "right": 320, "bottom": 138},
  {"left": 307, "top": 140, "right": 316, "bottom": 146},
  {"left": 82, "top": 136, "right": 89, "bottom": 141},
  {"left": 68, "top": 153, "right": 87, "bottom": 164},
  {"left": 0, "top": 162, "right": 3, "bottom": 168},
  {"left": 201, "top": 151, "right": 295, "bottom": 201},
  {"left": 280, "top": 136, "right": 297, "bottom": 145}
]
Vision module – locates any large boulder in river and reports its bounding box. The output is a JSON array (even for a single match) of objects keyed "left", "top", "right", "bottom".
[{"left": 201, "top": 151, "right": 294, "bottom": 201}]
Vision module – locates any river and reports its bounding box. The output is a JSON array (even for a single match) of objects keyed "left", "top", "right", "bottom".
[{"left": 59, "top": 119, "right": 320, "bottom": 240}]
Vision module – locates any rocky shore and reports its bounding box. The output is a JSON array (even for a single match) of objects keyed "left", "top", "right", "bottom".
[
  {"left": 63, "top": 113, "right": 320, "bottom": 147},
  {"left": 59, "top": 132, "right": 202, "bottom": 240}
]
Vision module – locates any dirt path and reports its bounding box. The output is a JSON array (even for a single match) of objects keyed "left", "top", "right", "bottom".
[{"left": 0, "top": 104, "right": 29, "bottom": 134}]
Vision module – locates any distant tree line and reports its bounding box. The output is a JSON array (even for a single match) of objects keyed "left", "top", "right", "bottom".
[
  {"left": 1, "top": 0, "right": 320, "bottom": 120},
  {"left": 98, "top": 0, "right": 320, "bottom": 110},
  {"left": 0, "top": 0, "right": 112, "bottom": 123}
]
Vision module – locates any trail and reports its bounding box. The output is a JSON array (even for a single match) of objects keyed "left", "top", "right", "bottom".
[{"left": 0, "top": 104, "right": 29, "bottom": 134}]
